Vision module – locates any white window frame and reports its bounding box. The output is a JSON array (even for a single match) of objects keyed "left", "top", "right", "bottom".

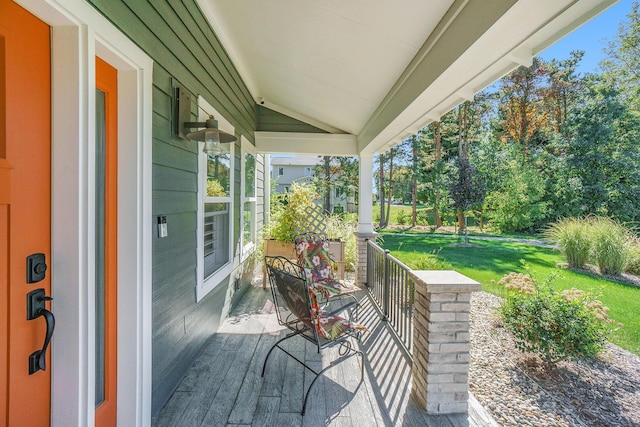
[
  {"left": 241, "top": 136, "right": 257, "bottom": 261},
  {"left": 278, "top": 166, "right": 284, "bottom": 176},
  {"left": 196, "top": 96, "right": 235, "bottom": 301}
]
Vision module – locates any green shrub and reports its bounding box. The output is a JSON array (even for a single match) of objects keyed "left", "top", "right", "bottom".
[
  {"left": 591, "top": 217, "right": 631, "bottom": 275},
  {"left": 396, "top": 209, "right": 410, "bottom": 225},
  {"left": 326, "top": 214, "right": 357, "bottom": 271},
  {"left": 626, "top": 237, "right": 640, "bottom": 275},
  {"left": 406, "top": 249, "right": 452, "bottom": 270},
  {"left": 544, "top": 217, "right": 592, "bottom": 268},
  {"left": 500, "top": 274, "right": 613, "bottom": 363},
  {"left": 416, "top": 210, "right": 429, "bottom": 226}
]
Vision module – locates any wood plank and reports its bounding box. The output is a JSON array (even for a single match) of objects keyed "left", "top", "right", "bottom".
[
  {"left": 199, "top": 333, "right": 262, "bottom": 424},
  {"left": 153, "top": 390, "right": 192, "bottom": 427},
  {"left": 172, "top": 338, "right": 240, "bottom": 426},
  {"left": 301, "top": 358, "right": 326, "bottom": 427},
  {"left": 251, "top": 397, "right": 281, "bottom": 427},
  {"left": 227, "top": 334, "right": 277, "bottom": 424},
  {"left": 279, "top": 350, "right": 306, "bottom": 413}
]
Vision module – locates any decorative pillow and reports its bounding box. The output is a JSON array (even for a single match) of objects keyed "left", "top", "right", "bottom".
[
  {"left": 314, "top": 312, "right": 368, "bottom": 341},
  {"left": 312, "top": 279, "right": 360, "bottom": 298},
  {"left": 296, "top": 238, "right": 333, "bottom": 283}
]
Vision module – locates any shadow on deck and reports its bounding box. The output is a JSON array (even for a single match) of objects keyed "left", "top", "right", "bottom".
[{"left": 153, "top": 282, "right": 497, "bottom": 426}]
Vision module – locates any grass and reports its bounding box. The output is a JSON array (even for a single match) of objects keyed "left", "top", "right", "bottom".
[{"left": 380, "top": 233, "right": 640, "bottom": 355}]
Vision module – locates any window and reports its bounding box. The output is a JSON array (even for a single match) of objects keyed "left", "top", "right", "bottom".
[
  {"left": 241, "top": 137, "right": 257, "bottom": 260},
  {"left": 305, "top": 167, "right": 312, "bottom": 176},
  {"left": 336, "top": 187, "right": 344, "bottom": 198},
  {"left": 278, "top": 167, "right": 284, "bottom": 176},
  {"left": 196, "top": 97, "right": 234, "bottom": 301}
]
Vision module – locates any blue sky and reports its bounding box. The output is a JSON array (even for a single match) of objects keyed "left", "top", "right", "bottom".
[{"left": 539, "top": 0, "right": 634, "bottom": 74}]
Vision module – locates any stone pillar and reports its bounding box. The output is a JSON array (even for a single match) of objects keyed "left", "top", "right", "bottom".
[
  {"left": 355, "top": 232, "right": 376, "bottom": 286},
  {"left": 409, "top": 270, "right": 481, "bottom": 414}
]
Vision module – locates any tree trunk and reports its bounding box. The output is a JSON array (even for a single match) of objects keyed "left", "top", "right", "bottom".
[
  {"left": 464, "top": 214, "right": 470, "bottom": 244},
  {"left": 433, "top": 122, "right": 443, "bottom": 228},
  {"left": 457, "top": 211, "right": 465, "bottom": 232},
  {"left": 411, "top": 136, "right": 418, "bottom": 226}
]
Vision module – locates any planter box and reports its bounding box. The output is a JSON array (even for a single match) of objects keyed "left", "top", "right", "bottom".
[{"left": 262, "top": 239, "right": 345, "bottom": 287}]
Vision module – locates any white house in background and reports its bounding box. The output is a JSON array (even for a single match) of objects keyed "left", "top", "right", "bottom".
[{"left": 271, "top": 156, "right": 355, "bottom": 213}]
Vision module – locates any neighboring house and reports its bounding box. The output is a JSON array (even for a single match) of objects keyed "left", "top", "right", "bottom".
[
  {"left": 271, "top": 156, "right": 355, "bottom": 213},
  {"left": 1, "top": 0, "right": 614, "bottom": 426}
]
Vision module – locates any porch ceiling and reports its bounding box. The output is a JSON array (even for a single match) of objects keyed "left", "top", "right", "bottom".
[{"left": 198, "top": 0, "right": 616, "bottom": 155}]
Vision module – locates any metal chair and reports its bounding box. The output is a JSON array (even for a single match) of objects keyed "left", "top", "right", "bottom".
[{"left": 262, "top": 256, "right": 365, "bottom": 415}]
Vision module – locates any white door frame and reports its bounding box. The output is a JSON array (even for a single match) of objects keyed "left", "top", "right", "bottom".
[{"left": 15, "top": 1, "right": 153, "bottom": 426}]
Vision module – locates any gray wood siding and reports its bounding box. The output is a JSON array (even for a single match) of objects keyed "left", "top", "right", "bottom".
[
  {"left": 256, "top": 105, "right": 327, "bottom": 133},
  {"left": 87, "top": 0, "right": 259, "bottom": 416}
]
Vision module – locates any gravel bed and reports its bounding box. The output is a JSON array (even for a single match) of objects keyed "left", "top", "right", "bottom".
[{"left": 469, "top": 291, "right": 640, "bottom": 427}]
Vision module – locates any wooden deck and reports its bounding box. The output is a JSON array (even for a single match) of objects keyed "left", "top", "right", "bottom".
[{"left": 153, "top": 282, "right": 498, "bottom": 427}]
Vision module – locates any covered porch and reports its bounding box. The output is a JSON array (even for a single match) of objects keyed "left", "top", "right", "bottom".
[{"left": 153, "top": 280, "right": 497, "bottom": 426}]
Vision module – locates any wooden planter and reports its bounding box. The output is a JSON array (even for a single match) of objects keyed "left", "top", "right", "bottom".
[{"left": 262, "top": 239, "right": 345, "bottom": 287}]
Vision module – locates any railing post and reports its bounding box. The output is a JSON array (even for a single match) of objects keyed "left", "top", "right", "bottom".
[
  {"left": 409, "top": 270, "right": 481, "bottom": 414},
  {"left": 382, "top": 250, "right": 391, "bottom": 320}
]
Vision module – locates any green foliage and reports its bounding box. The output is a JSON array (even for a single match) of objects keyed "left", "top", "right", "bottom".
[
  {"left": 416, "top": 210, "right": 430, "bottom": 226},
  {"left": 325, "top": 214, "right": 357, "bottom": 271},
  {"left": 267, "top": 183, "right": 319, "bottom": 243},
  {"left": 590, "top": 217, "right": 632, "bottom": 275},
  {"left": 500, "top": 274, "right": 613, "bottom": 363},
  {"left": 206, "top": 179, "right": 225, "bottom": 197},
  {"left": 405, "top": 249, "right": 452, "bottom": 270},
  {"left": 396, "top": 209, "right": 411, "bottom": 225},
  {"left": 627, "top": 238, "right": 640, "bottom": 275},
  {"left": 544, "top": 217, "right": 592, "bottom": 268},
  {"left": 484, "top": 156, "right": 548, "bottom": 232}
]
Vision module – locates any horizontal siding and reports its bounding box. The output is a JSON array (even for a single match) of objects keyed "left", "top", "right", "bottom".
[
  {"left": 256, "top": 105, "right": 327, "bottom": 133},
  {"left": 87, "top": 0, "right": 259, "bottom": 416}
]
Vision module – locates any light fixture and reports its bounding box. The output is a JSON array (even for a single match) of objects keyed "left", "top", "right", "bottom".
[{"left": 175, "top": 86, "right": 237, "bottom": 155}]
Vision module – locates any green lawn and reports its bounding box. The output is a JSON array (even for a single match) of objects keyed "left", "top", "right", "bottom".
[{"left": 380, "top": 233, "right": 640, "bottom": 355}]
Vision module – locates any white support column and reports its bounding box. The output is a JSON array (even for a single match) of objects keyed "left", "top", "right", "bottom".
[
  {"left": 357, "top": 153, "right": 374, "bottom": 235},
  {"left": 264, "top": 153, "right": 271, "bottom": 229},
  {"left": 355, "top": 153, "right": 376, "bottom": 286}
]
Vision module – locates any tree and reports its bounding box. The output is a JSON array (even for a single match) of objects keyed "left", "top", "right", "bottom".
[
  {"left": 544, "top": 50, "right": 585, "bottom": 136},
  {"left": 484, "top": 153, "right": 548, "bottom": 232},
  {"left": 601, "top": 1, "right": 640, "bottom": 111},
  {"left": 497, "top": 57, "right": 549, "bottom": 151},
  {"left": 564, "top": 75, "right": 640, "bottom": 221},
  {"left": 449, "top": 157, "right": 486, "bottom": 243},
  {"left": 312, "top": 156, "right": 359, "bottom": 214}
]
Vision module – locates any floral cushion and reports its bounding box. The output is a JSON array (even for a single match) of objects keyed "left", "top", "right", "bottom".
[
  {"left": 296, "top": 238, "right": 333, "bottom": 283},
  {"left": 312, "top": 279, "right": 360, "bottom": 298}
]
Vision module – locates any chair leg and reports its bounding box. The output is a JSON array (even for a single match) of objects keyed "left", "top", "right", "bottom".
[{"left": 261, "top": 331, "right": 302, "bottom": 377}]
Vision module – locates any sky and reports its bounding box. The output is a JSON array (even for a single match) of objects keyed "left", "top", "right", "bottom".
[{"left": 539, "top": 0, "right": 635, "bottom": 74}]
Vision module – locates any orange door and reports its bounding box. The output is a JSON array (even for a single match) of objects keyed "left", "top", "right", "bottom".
[
  {"left": 95, "top": 57, "right": 118, "bottom": 427},
  {"left": 0, "top": 1, "right": 52, "bottom": 426}
]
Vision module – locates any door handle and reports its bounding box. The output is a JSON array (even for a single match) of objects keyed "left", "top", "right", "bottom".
[{"left": 26, "top": 288, "right": 55, "bottom": 375}]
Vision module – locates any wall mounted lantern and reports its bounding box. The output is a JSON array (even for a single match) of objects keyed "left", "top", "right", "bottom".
[{"left": 175, "top": 86, "right": 236, "bottom": 155}]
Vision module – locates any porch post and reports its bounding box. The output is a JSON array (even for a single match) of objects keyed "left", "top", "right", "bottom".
[
  {"left": 355, "top": 153, "right": 376, "bottom": 286},
  {"left": 409, "top": 270, "right": 481, "bottom": 414}
]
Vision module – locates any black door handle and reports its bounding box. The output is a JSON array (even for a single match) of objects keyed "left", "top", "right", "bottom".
[{"left": 26, "top": 289, "right": 55, "bottom": 375}]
